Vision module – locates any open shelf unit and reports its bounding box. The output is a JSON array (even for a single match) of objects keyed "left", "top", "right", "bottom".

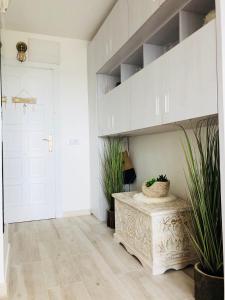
[
  {"left": 121, "top": 46, "right": 143, "bottom": 82},
  {"left": 98, "top": 0, "right": 215, "bottom": 96}
]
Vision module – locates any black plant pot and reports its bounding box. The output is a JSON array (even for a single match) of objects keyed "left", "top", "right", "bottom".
[
  {"left": 194, "top": 263, "right": 224, "bottom": 300},
  {"left": 107, "top": 209, "right": 115, "bottom": 229}
]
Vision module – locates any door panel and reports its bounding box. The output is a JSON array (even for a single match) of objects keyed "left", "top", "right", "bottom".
[
  {"left": 2, "top": 65, "right": 55, "bottom": 223},
  {"left": 109, "top": 0, "right": 129, "bottom": 58},
  {"left": 163, "top": 20, "right": 217, "bottom": 124},
  {"left": 130, "top": 57, "right": 164, "bottom": 130},
  {"left": 128, "top": 0, "right": 160, "bottom": 37},
  {"left": 110, "top": 80, "right": 130, "bottom": 134},
  {"left": 99, "top": 81, "right": 130, "bottom": 136}
]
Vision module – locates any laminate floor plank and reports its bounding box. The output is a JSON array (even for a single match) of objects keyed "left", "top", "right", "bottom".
[
  {"left": 48, "top": 282, "right": 92, "bottom": 300},
  {"left": 7, "top": 215, "right": 194, "bottom": 300}
]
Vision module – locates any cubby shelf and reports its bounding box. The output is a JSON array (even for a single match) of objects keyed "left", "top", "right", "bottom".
[{"left": 98, "top": 0, "right": 215, "bottom": 96}]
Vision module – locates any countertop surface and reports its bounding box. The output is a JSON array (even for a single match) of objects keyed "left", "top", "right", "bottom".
[{"left": 112, "top": 192, "right": 191, "bottom": 216}]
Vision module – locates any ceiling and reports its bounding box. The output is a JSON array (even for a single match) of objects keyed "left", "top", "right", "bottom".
[{"left": 4, "top": 0, "right": 117, "bottom": 40}]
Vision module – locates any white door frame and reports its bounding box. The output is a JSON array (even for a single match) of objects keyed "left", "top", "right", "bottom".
[{"left": 2, "top": 58, "right": 63, "bottom": 219}]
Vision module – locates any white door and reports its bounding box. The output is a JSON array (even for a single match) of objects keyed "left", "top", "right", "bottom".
[{"left": 2, "top": 65, "right": 56, "bottom": 223}]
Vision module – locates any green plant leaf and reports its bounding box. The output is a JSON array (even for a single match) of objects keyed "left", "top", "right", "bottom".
[
  {"left": 101, "top": 137, "right": 124, "bottom": 211},
  {"left": 181, "top": 118, "right": 223, "bottom": 277}
]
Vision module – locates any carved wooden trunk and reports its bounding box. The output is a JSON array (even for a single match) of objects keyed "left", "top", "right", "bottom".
[{"left": 113, "top": 192, "right": 196, "bottom": 275}]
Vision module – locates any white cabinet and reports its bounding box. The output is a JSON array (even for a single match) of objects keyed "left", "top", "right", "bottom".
[
  {"left": 99, "top": 95, "right": 113, "bottom": 136},
  {"left": 94, "top": 16, "right": 111, "bottom": 72},
  {"left": 131, "top": 20, "right": 217, "bottom": 131},
  {"left": 99, "top": 81, "right": 130, "bottom": 136},
  {"left": 163, "top": 20, "right": 217, "bottom": 124},
  {"left": 99, "top": 20, "right": 217, "bottom": 136},
  {"left": 130, "top": 58, "right": 164, "bottom": 130},
  {"left": 109, "top": 0, "right": 129, "bottom": 58},
  {"left": 127, "top": 0, "right": 160, "bottom": 38},
  {"left": 94, "top": 0, "right": 129, "bottom": 72}
]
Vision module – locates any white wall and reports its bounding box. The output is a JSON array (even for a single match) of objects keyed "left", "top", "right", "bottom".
[
  {"left": 129, "top": 129, "right": 193, "bottom": 200},
  {"left": 1, "top": 29, "right": 90, "bottom": 215}
]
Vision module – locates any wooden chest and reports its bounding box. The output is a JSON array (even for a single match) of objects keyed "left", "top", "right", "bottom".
[{"left": 113, "top": 192, "right": 196, "bottom": 275}]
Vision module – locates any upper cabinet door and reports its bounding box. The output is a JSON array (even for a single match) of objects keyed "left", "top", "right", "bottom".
[
  {"left": 94, "top": 0, "right": 129, "bottom": 72},
  {"left": 127, "top": 0, "right": 160, "bottom": 38},
  {"left": 109, "top": 80, "right": 130, "bottom": 135},
  {"left": 98, "top": 81, "right": 130, "bottom": 136},
  {"left": 163, "top": 20, "right": 217, "bottom": 124},
  {"left": 130, "top": 58, "right": 164, "bottom": 130},
  {"left": 108, "top": 0, "right": 129, "bottom": 58},
  {"left": 94, "top": 16, "right": 111, "bottom": 72}
]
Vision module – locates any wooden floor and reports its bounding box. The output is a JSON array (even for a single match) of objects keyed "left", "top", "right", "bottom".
[{"left": 7, "top": 215, "right": 194, "bottom": 300}]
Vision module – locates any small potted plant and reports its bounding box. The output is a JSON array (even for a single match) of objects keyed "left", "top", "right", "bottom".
[
  {"left": 142, "top": 174, "right": 170, "bottom": 198},
  {"left": 102, "top": 137, "right": 123, "bottom": 229}
]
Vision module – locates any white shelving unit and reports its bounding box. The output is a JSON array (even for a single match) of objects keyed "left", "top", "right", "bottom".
[{"left": 97, "top": 0, "right": 215, "bottom": 97}]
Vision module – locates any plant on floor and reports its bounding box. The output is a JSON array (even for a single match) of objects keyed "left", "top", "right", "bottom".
[
  {"left": 181, "top": 118, "right": 224, "bottom": 300},
  {"left": 102, "top": 137, "right": 123, "bottom": 228}
]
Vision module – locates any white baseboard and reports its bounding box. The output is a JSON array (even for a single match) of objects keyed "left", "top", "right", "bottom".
[{"left": 63, "top": 209, "right": 90, "bottom": 218}]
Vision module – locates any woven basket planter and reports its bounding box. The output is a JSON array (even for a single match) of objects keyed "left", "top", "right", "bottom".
[{"left": 142, "top": 181, "right": 170, "bottom": 198}]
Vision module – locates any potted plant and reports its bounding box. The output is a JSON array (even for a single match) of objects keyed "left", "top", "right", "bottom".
[
  {"left": 182, "top": 118, "right": 224, "bottom": 300},
  {"left": 102, "top": 137, "right": 123, "bottom": 229},
  {"left": 142, "top": 174, "right": 170, "bottom": 198}
]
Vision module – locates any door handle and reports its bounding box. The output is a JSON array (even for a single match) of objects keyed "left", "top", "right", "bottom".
[
  {"left": 155, "top": 96, "right": 160, "bottom": 116},
  {"left": 165, "top": 93, "right": 170, "bottom": 113},
  {"left": 111, "top": 115, "right": 115, "bottom": 129},
  {"left": 42, "top": 135, "right": 53, "bottom": 152}
]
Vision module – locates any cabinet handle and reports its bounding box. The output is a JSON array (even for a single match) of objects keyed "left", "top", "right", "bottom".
[
  {"left": 155, "top": 96, "right": 160, "bottom": 116},
  {"left": 111, "top": 115, "right": 115, "bottom": 129},
  {"left": 107, "top": 116, "right": 111, "bottom": 129},
  {"left": 165, "top": 93, "right": 170, "bottom": 113}
]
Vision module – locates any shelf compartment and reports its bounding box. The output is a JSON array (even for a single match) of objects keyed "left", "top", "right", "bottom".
[
  {"left": 120, "top": 46, "right": 143, "bottom": 82},
  {"left": 143, "top": 44, "right": 164, "bottom": 67},
  {"left": 145, "top": 12, "right": 180, "bottom": 59},
  {"left": 179, "top": 10, "right": 204, "bottom": 41},
  {"left": 97, "top": 73, "right": 121, "bottom": 96},
  {"left": 121, "top": 64, "right": 142, "bottom": 82}
]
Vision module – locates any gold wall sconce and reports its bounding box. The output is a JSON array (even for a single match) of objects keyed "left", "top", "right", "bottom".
[{"left": 16, "top": 42, "right": 28, "bottom": 63}]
